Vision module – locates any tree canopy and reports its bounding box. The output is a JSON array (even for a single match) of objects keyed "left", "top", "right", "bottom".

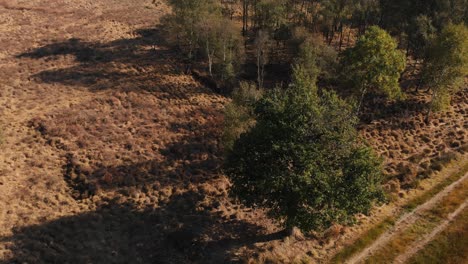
[
  {"left": 225, "top": 65, "right": 384, "bottom": 231},
  {"left": 341, "top": 26, "right": 406, "bottom": 112},
  {"left": 422, "top": 23, "right": 468, "bottom": 112}
]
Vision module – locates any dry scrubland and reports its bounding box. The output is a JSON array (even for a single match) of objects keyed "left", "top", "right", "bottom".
[{"left": 0, "top": 0, "right": 467, "bottom": 263}]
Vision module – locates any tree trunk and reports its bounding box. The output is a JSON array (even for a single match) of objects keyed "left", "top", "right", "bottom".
[
  {"left": 356, "top": 87, "right": 367, "bottom": 116},
  {"left": 206, "top": 40, "right": 213, "bottom": 76},
  {"left": 347, "top": 24, "right": 352, "bottom": 47},
  {"left": 338, "top": 23, "right": 344, "bottom": 51},
  {"left": 257, "top": 49, "right": 261, "bottom": 87},
  {"left": 425, "top": 90, "right": 436, "bottom": 124},
  {"left": 328, "top": 29, "right": 335, "bottom": 45},
  {"left": 242, "top": 0, "right": 248, "bottom": 35}
]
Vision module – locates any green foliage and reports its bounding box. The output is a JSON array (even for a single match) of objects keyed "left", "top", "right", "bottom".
[
  {"left": 351, "top": 0, "right": 381, "bottom": 27},
  {"left": 379, "top": 0, "right": 467, "bottom": 57},
  {"left": 319, "top": 0, "right": 354, "bottom": 29},
  {"left": 293, "top": 32, "right": 338, "bottom": 81},
  {"left": 196, "top": 15, "right": 244, "bottom": 77},
  {"left": 422, "top": 24, "right": 468, "bottom": 111},
  {"left": 254, "top": 0, "right": 287, "bottom": 31},
  {"left": 407, "top": 15, "right": 436, "bottom": 59},
  {"left": 341, "top": 26, "right": 406, "bottom": 100},
  {"left": 225, "top": 65, "right": 384, "bottom": 231},
  {"left": 164, "top": 0, "right": 243, "bottom": 84},
  {"left": 222, "top": 82, "right": 262, "bottom": 153},
  {"left": 164, "top": 0, "right": 220, "bottom": 58}
]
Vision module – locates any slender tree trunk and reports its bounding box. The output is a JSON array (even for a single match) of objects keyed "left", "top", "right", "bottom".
[
  {"left": 338, "top": 23, "right": 344, "bottom": 51},
  {"left": 242, "top": 0, "right": 248, "bottom": 35},
  {"left": 260, "top": 62, "right": 265, "bottom": 88},
  {"left": 206, "top": 40, "right": 213, "bottom": 76},
  {"left": 406, "top": 38, "right": 411, "bottom": 57},
  {"left": 356, "top": 87, "right": 367, "bottom": 116},
  {"left": 257, "top": 49, "right": 261, "bottom": 87},
  {"left": 347, "top": 22, "right": 352, "bottom": 46},
  {"left": 425, "top": 90, "right": 436, "bottom": 124},
  {"left": 328, "top": 26, "right": 335, "bottom": 45}
]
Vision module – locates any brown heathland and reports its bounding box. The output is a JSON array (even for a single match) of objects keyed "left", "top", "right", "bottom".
[{"left": 0, "top": 1, "right": 467, "bottom": 263}]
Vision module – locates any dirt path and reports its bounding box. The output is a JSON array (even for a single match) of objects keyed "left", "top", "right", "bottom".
[
  {"left": 346, "top": 170, "right": 468, "bottom": 264},
  {"left": 393, "top": 199, "right": 468, "bottom": 263}
]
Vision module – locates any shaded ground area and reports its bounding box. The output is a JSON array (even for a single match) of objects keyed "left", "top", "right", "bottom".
[{"left": 1, "top": 192, "right": 276, "bottom": 263}]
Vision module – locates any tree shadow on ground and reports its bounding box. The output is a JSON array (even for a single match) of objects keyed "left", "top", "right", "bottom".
[
  {"left": 358, "top": 91, "right": 431, "bottom": 130},
  {"left": 0, "top": 190, "right": 280, "bottom": 264},
  {"left": 10, "top": 27, "right": 285, "bottom": 263},
  {"left": 8, "top": 117, "right": 282, "bottom": 263},
  {"left": 16, "top": 28, "right": 209, "bottom": 95}
]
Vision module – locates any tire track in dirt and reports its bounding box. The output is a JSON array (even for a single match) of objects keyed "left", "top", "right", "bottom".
[
  {"left": 393, "top": 199, "right": 468, "bottom": 263},
  {"left": 346, "top": 170, "right": 468, "bottom": 264}
]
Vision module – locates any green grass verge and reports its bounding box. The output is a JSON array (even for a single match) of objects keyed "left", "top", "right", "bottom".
[
  {"left": 330, "top": 217, "right": 395, "bottom": 263},
  {"left": 330, "top": 159, "right": 468, "bottom": 263},
  {"left": 365, "top": 171, "right": 468, "bottom": 263},
  {"left": 407, "top": 208, "right": 468, "bottom": 264},
  {"left": 365, "top": 217, "right": 440, "bottom": 263}
]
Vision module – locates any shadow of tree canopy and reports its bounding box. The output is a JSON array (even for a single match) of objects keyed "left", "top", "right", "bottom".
[
  {"left": 16, "top": 28, "right": 205, "bottom": 94},
  {"left": 7, "top": 27, "right": 285, "bottom": 263},
  {"left": 62, "top": 123, "right": 224, "bottom": 200},
  {"left": 0, "top": 190, "right": 279, "bottom": 264}
]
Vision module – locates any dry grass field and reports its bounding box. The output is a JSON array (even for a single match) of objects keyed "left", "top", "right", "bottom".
[{"left": 0, "top": 1, "right": 467, "bottom": 263}]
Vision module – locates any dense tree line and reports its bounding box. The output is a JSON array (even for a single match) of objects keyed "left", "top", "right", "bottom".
[
  {"left": 163, "top": 0, "right": 468, "bottom": 231},
  {"left": 165, "top": 0, "right": 466, "bottom": 108}
]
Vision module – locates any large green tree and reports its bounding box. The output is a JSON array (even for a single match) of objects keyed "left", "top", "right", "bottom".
[
  {"left": 340, "top": 26, "right": 406, "bottom": 113},
  {"left": 225, "top": 65, "right": 384, "bottom": 231}
]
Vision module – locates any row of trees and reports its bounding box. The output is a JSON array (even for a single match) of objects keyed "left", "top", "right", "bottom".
[
  {"left": 164, "top": 0, "right": 244, "bottom": 88},
  {"left": 234, "top": 0, "right": 467, "bottom": 54},
  {"left": 221, "top": 26, "right": 403, "bottom": 230},
  {"left": 165, "top": 0, "right": 467, "bottom": 113}
]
